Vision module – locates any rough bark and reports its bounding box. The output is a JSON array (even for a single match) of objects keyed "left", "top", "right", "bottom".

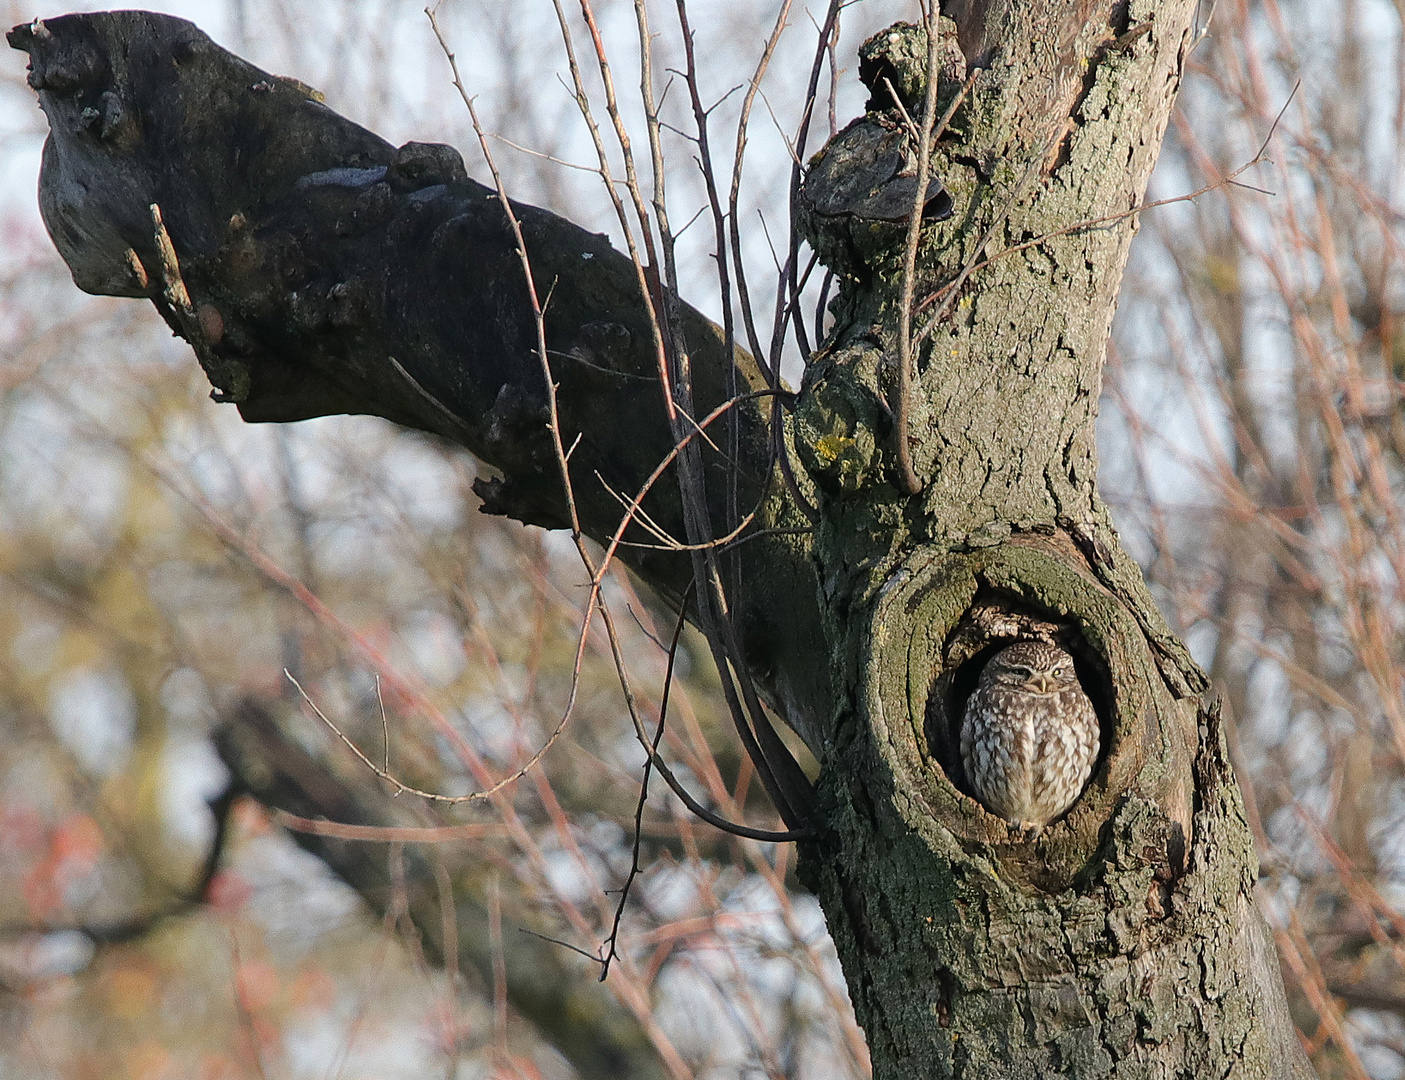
[
  {"left": 790, "top": 4, "right": 1313, "bottom": 1075},
  {"left": 9, "top": 5, "right": 1317, "bottom": 1077}
]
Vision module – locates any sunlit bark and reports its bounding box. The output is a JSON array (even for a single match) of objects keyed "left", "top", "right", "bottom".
[{"left": 9, "top": 6, "right": 1316, "bottom": 1075}]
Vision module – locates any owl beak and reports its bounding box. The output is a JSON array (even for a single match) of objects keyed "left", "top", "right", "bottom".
[{"left": 1028, "top": 672, "right": 1057, "bottom": 694}]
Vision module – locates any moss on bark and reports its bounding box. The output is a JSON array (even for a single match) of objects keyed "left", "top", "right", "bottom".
[{"left": 11, "top": 4, "right": 1318, "bottom": 1076}]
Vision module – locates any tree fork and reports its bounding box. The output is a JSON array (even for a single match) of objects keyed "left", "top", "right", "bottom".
[{"left": 10, "top": 5, "right": 1317, "bottom": 1076}]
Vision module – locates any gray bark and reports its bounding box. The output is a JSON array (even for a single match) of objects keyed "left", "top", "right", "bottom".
[{"left": 9, "top": 5, "right": 1317, "bottom": 1076}]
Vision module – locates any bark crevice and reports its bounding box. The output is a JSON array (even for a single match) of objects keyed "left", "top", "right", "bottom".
[{"left": 10, "top": 6, "right": 1318, "bottom": 1077}]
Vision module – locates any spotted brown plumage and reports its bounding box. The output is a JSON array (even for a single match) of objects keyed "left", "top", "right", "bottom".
[{"left": 959, "top": 640, "right": 1099, "bottom": 830}]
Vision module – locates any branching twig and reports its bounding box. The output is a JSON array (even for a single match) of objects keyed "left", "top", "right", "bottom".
[
  {"left": 434, "top": 2, "right": 816, "bottom": 840},
  {"left": 599, "top": 601, "right": 688, "bottom": 981},
  {"left": 725, "top": 0, "right": 798, "bottom": 371},
  {"left": 627, "top": 0, "right": 816, "bottom": 830},
  {"left": 913, "top": 81, "right": 1300, "bottom": 345}
]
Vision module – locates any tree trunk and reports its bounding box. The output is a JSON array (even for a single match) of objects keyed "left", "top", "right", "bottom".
[{"left": 8, "top": 5, "right": 1316, "bottom": 1076}]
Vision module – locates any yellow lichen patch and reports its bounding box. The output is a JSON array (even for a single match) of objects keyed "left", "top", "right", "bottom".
[
  {"left": 814, "top": 434, "right": 856, "bottom": 464},
  {"left": 277, "top": 75, "right": 325, "bottom": 103}
]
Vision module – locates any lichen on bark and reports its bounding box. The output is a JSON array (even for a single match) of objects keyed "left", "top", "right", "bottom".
[
  {"left": 790, "top": 6, "right": 1315, "bottom": 1077},
  {"left": 9, "top": 4, "right": 1318, "bottom": 1076}
]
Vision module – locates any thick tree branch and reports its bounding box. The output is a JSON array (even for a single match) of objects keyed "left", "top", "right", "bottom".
[{"left": 6, "top": 10, "right": 829, "bottom": 750}]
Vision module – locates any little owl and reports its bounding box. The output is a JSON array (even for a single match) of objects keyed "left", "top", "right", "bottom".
[{"left": 959, "top": 640, "right": 1099, "bottom": 830}]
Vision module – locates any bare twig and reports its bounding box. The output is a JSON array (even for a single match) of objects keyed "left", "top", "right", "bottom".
[
  {"left": 434, "top": 2, "right": 815, "bottom": 841},
  {"left": 628, "top": 0, "right": 816, "bottom": 830},
  {"left": 599, "top": 601, "right": 688, "bottom": 981},
  {"left": 724, "top": 0, "right": 798, "bottom": 370},
  {"left": 913, "top": 81, "right": 1301, "bottom": 343},
  {"left": 287, "top": 670, "right": 537, "bottom": 804}
]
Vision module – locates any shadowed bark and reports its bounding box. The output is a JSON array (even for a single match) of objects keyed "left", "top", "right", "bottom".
[
  {"left": 4, "top": 9, "right": 828, "bottom": 750},
  {"left": 9, "top": 5, "right": 1317, "bottom": 1076}
]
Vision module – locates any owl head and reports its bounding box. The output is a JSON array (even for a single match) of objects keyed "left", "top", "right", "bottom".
[{"left": 979, "top": 641, "right": 1079, "bottom": 696}]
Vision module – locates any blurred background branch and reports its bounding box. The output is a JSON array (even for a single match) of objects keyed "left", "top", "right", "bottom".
[{"left": 0, "top": 0, "right": 1402, "bottom": 1076}]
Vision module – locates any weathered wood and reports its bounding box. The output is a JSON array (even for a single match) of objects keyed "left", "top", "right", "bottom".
[
  {"left": 5, "top": 9, "right": 829, "bottom": 748},
  {"left": 10, "top": 6, "right": 1317, "bottom": 1075}
]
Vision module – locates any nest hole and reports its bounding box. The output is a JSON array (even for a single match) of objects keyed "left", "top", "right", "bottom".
[{"left": 923, "top": 592, "right": 1116, "bottom": 807}]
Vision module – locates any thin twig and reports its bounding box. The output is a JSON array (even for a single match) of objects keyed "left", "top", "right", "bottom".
[
  {"left": 678, "top": 0, "right": 750, "bottom": 573},
  {"left": 287, "top": 670, "right": 518, "bottom": 803},
  {"left": 518, "top": 927, "right": 606, "bottom": 965},
  {"left": 429, "top": 7, "right": 643, "bottom": 810},
  {"left": 376, "top": 674, "right": 390, "bottom": 776},
  {"left": 892, "top": 52, "right": 981, "bottom": 495},
  {"left": 771, "top": 0, "right": 844, "bottom": 524},
  {"left": 598, "top": 470, "right": 761, "bottom": 551},
  {"left": 726, "top": 0, "right": 798, "bottom": 370},
  {"left": 913, "top": 80, "right": 1300, "bottom": 343},
  {"left": 599, "top": 601, "right": 688, "bottom": 981},
  {"left": 631, "top": 0, "right": 815, "bottom": 830}
]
